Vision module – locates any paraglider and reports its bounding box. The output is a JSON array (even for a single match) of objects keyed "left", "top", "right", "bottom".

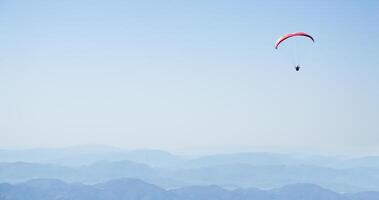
[
  {"left": 295, "top": 65, "right": 300, "bottom": 71},
  {"left": 275, "top": 32, "right": 314, "bottom": 71}
]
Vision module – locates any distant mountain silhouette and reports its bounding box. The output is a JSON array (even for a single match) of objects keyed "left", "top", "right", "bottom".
[
  {"left": 271, "top": 183, "right": 350, "bottom": 200},
  {"left": 77, "top": 160, "right": 157, "bottom": 182},
  {"left": 171, "top": 185, "right": 231, "bottom": 200},
  {"left": 1, "top": 148, "right": 379, "bottom": 192},
  {"left": 2, "top": 148, "right": 379, "bottom": 169},
  {"left": 347, "top": 191, "right": 379, "bottom": 200},
  {"left": 1, "top": 161, "right": 379, "bottom": 192},
  {"left": 0, "top": 148, "right": 184, "bottom": 167},
  {"left": 0, "top": 178, "right": 377, "bottom": 200},
  {"left": 187, "top": 152, "right": 298, "bottom": 167},
  {"left": 97, "top": 178, "right": 176, "bottom": 200},
  {"left": 0, "top": 162, "right": 74, "bottom": 181}
]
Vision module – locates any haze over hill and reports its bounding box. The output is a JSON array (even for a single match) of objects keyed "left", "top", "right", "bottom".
[
  {"left": 1, "top": 147, "right": 379, "bottom": 193},
  {"left": 1, "top": 178, "right": 378, "bottom": 200}
]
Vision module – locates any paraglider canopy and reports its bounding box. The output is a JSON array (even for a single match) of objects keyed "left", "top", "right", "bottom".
[{"left": 275, "top": 32, "right": 314, "bottom": 49}]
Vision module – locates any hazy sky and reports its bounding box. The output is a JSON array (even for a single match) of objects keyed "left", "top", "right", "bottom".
[{"left": 0, "top": 0, "right": 378, "bottom": 155}]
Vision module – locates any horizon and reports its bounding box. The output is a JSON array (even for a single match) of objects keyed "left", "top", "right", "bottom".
[{"left": 0, "top": 143, "right": 376, "bottom": 158}]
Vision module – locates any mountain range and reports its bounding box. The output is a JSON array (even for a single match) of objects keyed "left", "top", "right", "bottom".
[
  {"left": 1, "top": 178, "right": 378, "bottom": 200},
  {"left": 1, "top": 147, "right": 379, "bottom": 193}
]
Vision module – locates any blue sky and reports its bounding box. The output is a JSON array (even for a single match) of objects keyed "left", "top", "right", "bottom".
[{"left": 0, "top": 0, "right": 378, "bottom": 155}]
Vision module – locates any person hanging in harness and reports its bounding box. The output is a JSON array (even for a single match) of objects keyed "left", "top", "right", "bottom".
[{"left": 295, "top": 64, "right": 300, "bottom": 71}]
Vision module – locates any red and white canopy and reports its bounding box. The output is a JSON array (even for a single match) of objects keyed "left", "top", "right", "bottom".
[{"left": 275, "top": 32, "right": 314, "bottom": 49}]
